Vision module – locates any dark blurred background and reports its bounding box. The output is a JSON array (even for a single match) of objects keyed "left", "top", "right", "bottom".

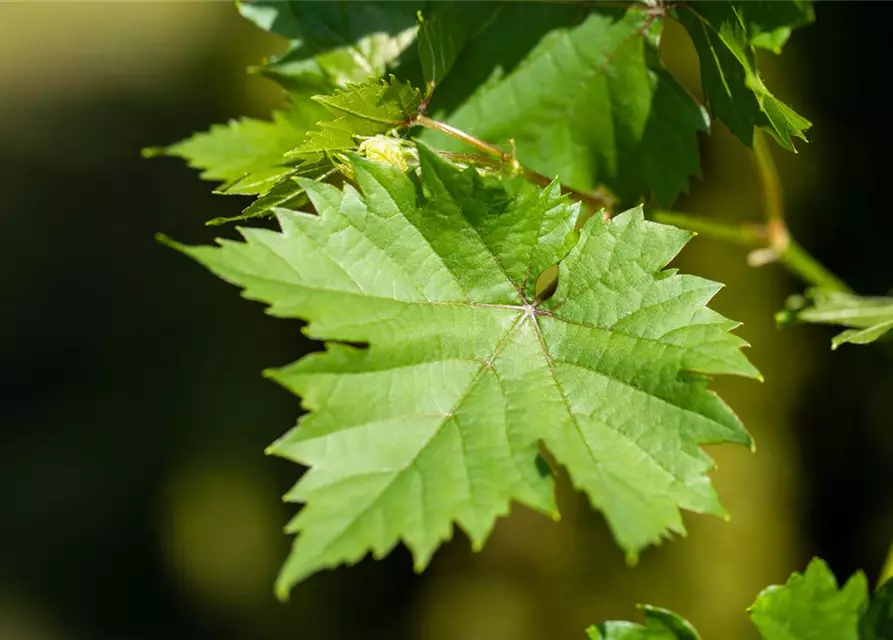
[{"left": 1, "top": 3, "right": 890, "bottom": 639}]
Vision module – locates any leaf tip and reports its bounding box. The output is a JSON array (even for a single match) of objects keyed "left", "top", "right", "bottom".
[
  {"left": 154, "top": 233, "right": 180, "bottom": 250},
  {"left": 625, "top": 550, "right": 640, "bottom": 567},
  {"left": 274, "top": 580, "right": 292, "bottom": 603},
  {"left": 141, "top": 145, "right": 166, "bottom": 159}
]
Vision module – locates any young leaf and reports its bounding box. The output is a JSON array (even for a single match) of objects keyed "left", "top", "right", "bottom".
[
  {"left": 587, "top": 605, "right": 701, "bottom": 640},
  {"left": 421, "top": 5, "right": 710, "bottom": 206},
  {"left": 145, "top": 102, "right": 323, "bottom": 195},
  {"left": 164, "top": 146, "right": 757, "bottom": 598},
  {"left": 675, "top": 1, "right": 812, "bottom": 151},
  {"left": 777, "top": 288, "right": 893, "bottom": 349},
  {"left": 288, "top": 76, "right": 421, "bottom": 158},
  {"left": 238, "top": 1, "right": 421, "bottom": 88},
  {"left": 205, "top": 158, "right": 335, "bottom": 227},
  {"left": 748, "top": 558, "right": 869, "bottom": 640}
]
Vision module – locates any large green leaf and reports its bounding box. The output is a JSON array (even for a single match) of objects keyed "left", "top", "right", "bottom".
[
  {"left": 164, "top": 146, "right": 756, "bottom": 597},
  {"left": 675, "top": 1, "right": 812, "bottom": 151},
  {"left": 748, "top": 558, "right": 869, "bottom": 640},
  {"left": 421, "top": 4, "right": 709, "bottom": 206},
  {"left": 778, "top": 288, "right": 893, "bottom": 349},
  {"left": 587, "top": 606, "right": 701, "bottom": 640}
]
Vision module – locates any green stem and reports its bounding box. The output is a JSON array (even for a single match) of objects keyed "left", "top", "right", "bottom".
[
  {"left": 654, "top": 211, "right": 853, "bottom": 293},
  {"left": 752, "top": 130, "right": 851, "bottom": 292},
  {"left": 752, "top": 129, "right": 786, "bottom": 243},
  {"left": 413, "top": 115, "right": 615, "bottom": 213},
  {"left": 653, "top": 211, "right": 765, "bottom": 246},
  {"left": 779, "top": 239, "right": 852, "bottom": 293}
]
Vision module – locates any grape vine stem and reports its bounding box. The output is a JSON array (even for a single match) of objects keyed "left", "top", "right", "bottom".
[
  {"left": 656, "top": 131, "right": 851, "bottom": 294},
  {"left": 412, "top": 114, "right": 615, "bottom": 214},
  {"left": 750, "top": 129, "right": 851, "bottom": 292}
]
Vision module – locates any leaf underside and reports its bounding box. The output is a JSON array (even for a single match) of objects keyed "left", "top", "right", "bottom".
[{"left": 168, "top": 147, "right": 757, "bottom": 597}]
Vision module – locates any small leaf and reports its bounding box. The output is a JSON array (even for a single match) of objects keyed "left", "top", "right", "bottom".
[
  {"left": 675, "top": 1, "right": 812, "bottom": 151},
  {"left": 587, "top": 605, "right": 701, "bottom": 640},
  {"left": 585, "top": 558, "right": 887, "bottom": 640},
  {"left": 148, "top": 105, "right": 319, "bottom": 193},
  {"left": 166, "top": 146, "right": 756, "bottom": 597},
  {"left": 288, "top": 77, "right": 421, "bottom": 158},
  {"left": 206, "top": 158, "right": 335, "bottom": 227},
  {"left": 778, "top": 288, "right": 893, "bottom": 349},
  {"left": 748, "top": 558, "right": 869, "bottom": 640}
]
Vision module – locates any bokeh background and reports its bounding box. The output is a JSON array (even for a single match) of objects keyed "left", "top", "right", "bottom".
[{"left": 1, "top": 3, "right": 891, "bottom": 639}]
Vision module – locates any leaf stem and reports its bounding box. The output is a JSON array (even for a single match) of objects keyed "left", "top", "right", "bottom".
[
  {"left": 778, "top": 239, "right": 852, "bottom": 293},
  {"left": 748, "top": 129, "right": 852, "bottom": 292},
  {"left": 752, "top": 129, "right": 788, "bottom": 252},
  {"left": 413, "top": 115, "right": 615, "bottom": 213},
  {"left": 415, "top": 115, "right": 505, "bottom": 159},
  {"left": 652, "top": 211, "right": 765, "bottom": 246},
  {"left": 653, "top": 211, "right": 852, "bottom": 293}
]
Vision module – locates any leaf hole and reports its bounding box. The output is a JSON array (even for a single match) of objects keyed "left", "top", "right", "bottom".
[{"left": 534, "top": 264, "right": 559, "bottom": 303}]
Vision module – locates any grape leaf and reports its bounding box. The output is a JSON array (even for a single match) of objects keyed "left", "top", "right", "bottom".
[
  {"left": 238, "top": 0, "right": 421, "bottom": 88},
  {"left": 417, "top": 2, "right": 501, "bottom": 92},
  {"left": 287, "top": 76, "right": 421, "bottom": 158},
  {"left": 861, "top": 578, "right": 893, "bottom": 640},
  {"left": 587, "top": 605, "right": 701, "bottom": 640},
  {"left": 749, "top": 558, "right": 869, "bottom": 640},
  {"left": 144, "top": 100, "right": 324, "bottom": 195},
  {"left": 206, "top": 158, "right": 335, "bottom": 227},
  {"left": 420, "top": 5, "right": 710, "bottom": 206},
  {"left": 237, "top": 2, "right": 708, "bottom": 206},
  {"left": 162, "top": 145, "right": 756, "bottom": 598},
  {"left": 675, "top": 1, "right": 812, "bottom": 151},
  {"left": 586, "top": 558, "right": 885, "bottom": 640},
  {"left": 777, "top": 288, "right": 893, "bottom": 349},
  {"left": 154, "top": 78, "right": 419, "bottom": 226}
]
